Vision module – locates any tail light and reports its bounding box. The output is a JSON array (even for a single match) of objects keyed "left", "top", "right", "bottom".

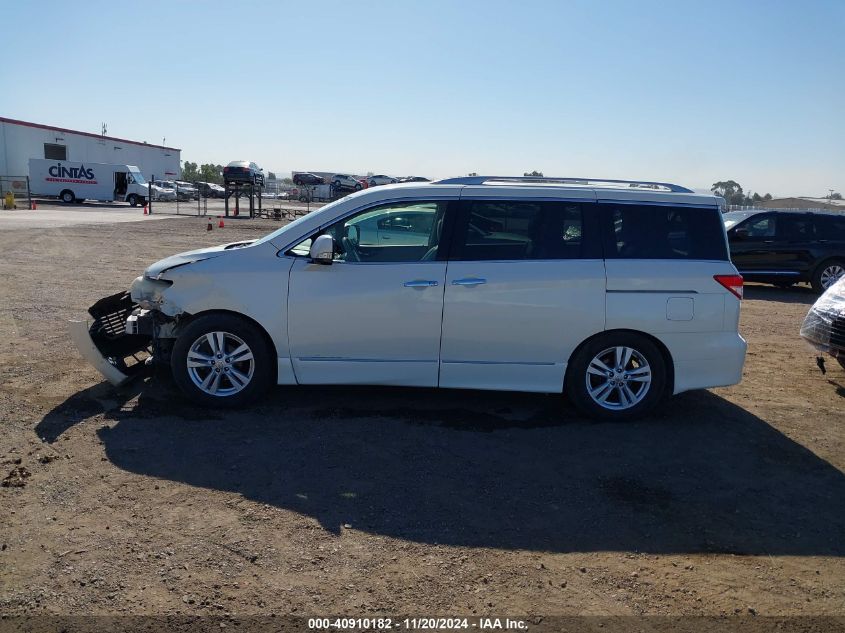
[{"left": 714, "top": 274, "right": 744, "bottom": 299}]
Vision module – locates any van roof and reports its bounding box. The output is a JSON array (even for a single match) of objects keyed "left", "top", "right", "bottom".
[{"left": 433, "top": 176, "right": 694, "bottom": 193}]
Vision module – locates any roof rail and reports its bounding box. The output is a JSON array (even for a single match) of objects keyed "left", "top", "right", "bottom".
[{"left": 434, "top": 176, "right": 694, "bottom": 194}]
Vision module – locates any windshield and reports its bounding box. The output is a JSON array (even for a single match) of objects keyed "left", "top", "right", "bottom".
[
  {"left": 723, "top": 211, "right": 755, "bottom": 230},
  {"left": 129, "top": 169, "right": 146, "bottom": 185}
]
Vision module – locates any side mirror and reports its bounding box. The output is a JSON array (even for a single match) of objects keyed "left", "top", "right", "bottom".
[
  {"left": 309, "top": 234, "right": 334, "bottom": 264},
  {"left": 733, "top": 228, "right": 749, "bottom": 240}
]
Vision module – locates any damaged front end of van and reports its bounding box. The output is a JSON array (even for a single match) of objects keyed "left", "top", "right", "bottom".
[{"left": 68, "top": 243, "right": 251, "bottom": 386}]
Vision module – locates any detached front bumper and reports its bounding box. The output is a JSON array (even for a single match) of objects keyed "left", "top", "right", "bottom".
[{"left": 68, "top": 291, "right": 154, "bottom": 386}]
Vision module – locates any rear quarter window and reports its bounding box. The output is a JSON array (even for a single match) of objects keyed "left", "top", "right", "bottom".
[
  {"left": 816, "top": 215, "right": 845, "bottom": 241},
  {"left": 602, "top": 203, "right": 728, "bottom": 261}
]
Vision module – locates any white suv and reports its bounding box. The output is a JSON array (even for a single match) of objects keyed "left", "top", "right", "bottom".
[{"left": 71, "top": 176, "right": 747, "bottom": 420}]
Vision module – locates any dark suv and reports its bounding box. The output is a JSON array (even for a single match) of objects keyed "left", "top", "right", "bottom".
[
  {"left": 724, "top": 210, "right": 845, "bottom": 292},
  {"left": 292, "top": 172, "right": 324, "bottom": 186}
]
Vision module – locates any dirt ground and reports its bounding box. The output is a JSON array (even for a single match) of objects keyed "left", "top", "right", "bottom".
[{"left": 0, "top": 211, "right": 843, "bottom": 621}]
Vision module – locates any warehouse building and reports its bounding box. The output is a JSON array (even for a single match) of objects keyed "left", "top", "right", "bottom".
[{"left": 0, "top": 116, "right": 181, "bottom": 181}]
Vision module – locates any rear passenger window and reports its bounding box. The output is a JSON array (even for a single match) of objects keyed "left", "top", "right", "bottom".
[
  {"left": 604, "top": 204, "right": 728, "bottom": 260},
  {"left": 453, "top": 201, "right": 588, "bottom": 261},
  {"left": 815, "top": 215, "right": 845, "bottom": 240},
  {"left": 778, "top": 215, "right": 813, "bottom": 241}
]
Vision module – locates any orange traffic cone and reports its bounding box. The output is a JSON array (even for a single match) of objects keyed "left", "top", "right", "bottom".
[
  {"left": 218, "top": 216, "right": 224, "bottom": 228},
  {"left": 31, "top": 202, "right": 37, "bottom": 210},
  {"left": 143, "top": 204, "right": 148, "bottom": 215}
]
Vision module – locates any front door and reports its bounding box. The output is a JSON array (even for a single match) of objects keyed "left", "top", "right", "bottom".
[
  {"left": 438, "top": 196, "right": 606, "bottom": 392},
  {"left": 729, "top": 213, "right": 786, "bottom": 274},
  {"left": 287, "top": 200, "right": 453, "bottom": 387}
]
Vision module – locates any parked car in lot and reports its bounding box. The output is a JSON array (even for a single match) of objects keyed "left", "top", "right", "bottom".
[
  {"left": 150, "top": 183, "right": 176, "bottom": 202},
  {"left": 724, "top": 210, "right": 845, "bottom": 292},
  {"left": 399, "top": 176, "right": 430, "bottom": 183},
  {"left": 194, "top": 182, "right": 226, "bottom": 198},
  {"left": 331, "top": 174, "right": 363, "bottom": 191},
  {"left": 368, "top": 174, "right": 398, "bottom": 187},
  {"left": 293, "top": 172, "right": 324, "bottom": 186},
  {"left": 72, "top": 175, "right": 746, "bottom": 420},
  {"left": 223, "top": 161, "right": 265, "bottom": 186},
  {"left": 153, "top": 180, "right": 192, "bottom": 202},
  {"left": 175, "top": 181, "right": 200, "bottom": 200}
]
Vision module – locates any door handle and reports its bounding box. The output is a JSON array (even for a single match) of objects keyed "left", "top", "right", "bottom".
[
  {"left": 403, "top": 280, "right": 439, "bottom": 288},
  {"left": 451, "top": 278, "right": 487, "bottom": 286}
]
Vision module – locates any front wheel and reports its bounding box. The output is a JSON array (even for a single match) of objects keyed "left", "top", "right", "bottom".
[
  {"left": 565, "top": 333, "right": 667, "bottom": 420},
  {"left": 171, "top": 314, "right": 274, "bottom": 407},
  {"left": 127, "top": 194, "right": 138, "bottom": 207},
  {"left": 812, "top": 259, "right": 845, "bottom": 293}
]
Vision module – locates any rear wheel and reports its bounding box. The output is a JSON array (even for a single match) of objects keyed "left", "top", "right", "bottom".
[
  {"left": 60, "top": 190, "right": 75, "bottom": 204},
  {"left": 566, "top": 332, "right": 667, "bottom": 420},
  {"left": 812, "top": 259, "right": 845, "bottom": 293},
  {"left": 171, "top": 314, "right": 273, "bottom": 408}
]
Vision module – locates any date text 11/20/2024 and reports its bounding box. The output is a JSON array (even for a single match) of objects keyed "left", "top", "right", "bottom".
[{"left": 308, "top": 617, "right": 529, "bottom": 630}]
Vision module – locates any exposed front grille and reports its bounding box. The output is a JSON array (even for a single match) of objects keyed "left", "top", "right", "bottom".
[{"left": 831, "top": 317, "right": 845, "bottom": 351}]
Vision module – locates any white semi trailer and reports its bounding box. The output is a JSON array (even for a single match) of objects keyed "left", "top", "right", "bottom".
[{"left": 29, "top": 159, "right": 152, "bottom": 206}]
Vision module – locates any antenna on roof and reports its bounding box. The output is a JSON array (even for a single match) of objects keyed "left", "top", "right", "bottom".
[{"left": 101, "top": 123, "right": 107, "bottom": 136}]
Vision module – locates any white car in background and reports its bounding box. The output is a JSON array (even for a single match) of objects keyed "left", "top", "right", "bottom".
[
  {"left": 72, "top": 176, "right": 747, "bottom": 420},
  {"left": 150, "top": 184, "right": 176, "bottom": 202},
  {"left": 332, "top": 174, "right": 363, "bottom": 191},
  {"left": 367, "top": 175, "right": 398, "bottom": 187}
]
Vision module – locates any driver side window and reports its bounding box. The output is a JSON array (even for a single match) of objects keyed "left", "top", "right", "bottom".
[
  {"left": 293, "top": 201, "right": 447, "bottom": 263},
  {"left": 745, "top": 215, "right": 776, "bottom": 238}
]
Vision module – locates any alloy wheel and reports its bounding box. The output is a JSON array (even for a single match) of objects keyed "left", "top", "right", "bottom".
[
  {"left": 820, "top": 264, "right": 845, "bottom": 290},
  {"left": 585, "top": 346, "right": 652, "bottom": 410},
  {"left": 186, "top": 331, "right": 255, "bottom": 396}
]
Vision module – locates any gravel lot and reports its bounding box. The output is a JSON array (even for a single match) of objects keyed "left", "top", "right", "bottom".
[{"left": 0, "top": 210, "right": 843, "bottom": 620}]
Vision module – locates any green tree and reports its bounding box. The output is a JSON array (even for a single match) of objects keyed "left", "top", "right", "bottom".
[
  {"left": 268, "top": 172, "right": 276, "bottom": 180},
  {"left": 281, "top": 177, "right": 293, "bottom": 185},
  {"left": 763, "top": 193, "right": 773, "bottom": 201},
  {"left": 711, "top": 180, "right": 746, "bottom": 205},
  {"left": 832, "top": 192, "right": 842, "bottom": 200},
  {"left": 199, "top": 163, "right": 223, "bottom": 184},
  {"left": 524, "top": 170, "right": 544, "bottom": 177},
  {"left": 181, "top": 161, "right": 199, "bottom": 182}
]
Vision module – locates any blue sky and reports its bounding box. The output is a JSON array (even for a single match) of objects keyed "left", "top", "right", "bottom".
[{"left": 3, "top": 0, "right": 843, "bottom": 196}]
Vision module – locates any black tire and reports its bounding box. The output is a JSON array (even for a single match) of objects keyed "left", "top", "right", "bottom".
[
  {"left": 354, "top": 183, "right": 362, "bottom": 190},
  {"left": 171, "top": 313, "right": 274, "bottom": 408},
  {"left": 60, "top": 190, "right": 75, "bottom": 204},
  {"left": 127, "top": 194, "right": 138, "bottom": 207},
  {"left": 565, "top": 332, "right": 667, "bottom": 420},
  {"left": 811, "top": 259, "right": 845, "bottom": 294}
]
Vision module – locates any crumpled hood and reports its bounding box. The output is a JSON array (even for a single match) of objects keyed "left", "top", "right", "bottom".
[{"left": 144, "top": 242, "right": 251, "bottom": 278}]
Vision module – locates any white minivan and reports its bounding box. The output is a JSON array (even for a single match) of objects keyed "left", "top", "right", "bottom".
[{"left": 71, "top": 176, "right": 747, "bottom": 419}]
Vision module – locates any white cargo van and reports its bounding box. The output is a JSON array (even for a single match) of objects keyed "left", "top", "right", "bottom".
[{"left": 29, "top": 159, "right": 152, "bottom": 206}]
